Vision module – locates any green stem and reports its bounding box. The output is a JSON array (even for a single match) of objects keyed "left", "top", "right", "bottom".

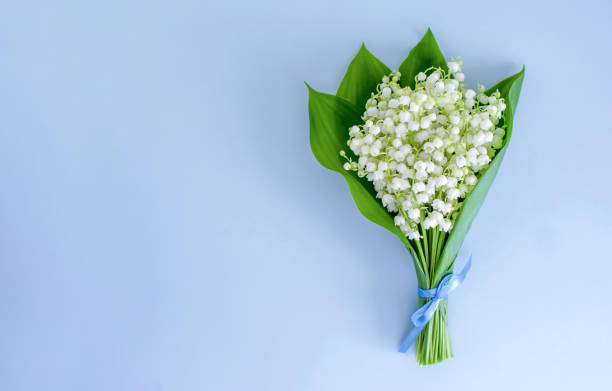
[
  {"left": 431, "top": 229, "right": 439, "bottom": 272},
  {"left": 415, "top": 300, "right": 453, "bottom": 365},
  {"left": 414, "top": 228, "right": 454, "bottom": 365},
  {"left": 420, "top": 224, "right": 430, "bottom": 279},
  {"left": 435, "top": 232, "right": 447, "bottom": 272},
  {"left": 414, "top": 239, "right": 427, "bottom": 275}
]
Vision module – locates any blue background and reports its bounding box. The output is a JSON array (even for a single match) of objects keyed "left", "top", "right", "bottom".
[{"left": 1, "top": 1, "right": 611, "bottom": 390}]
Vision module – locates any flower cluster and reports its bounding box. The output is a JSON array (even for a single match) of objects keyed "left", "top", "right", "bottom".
[{"left": 341, "top": 60, "right": 507, "bottom": 240}]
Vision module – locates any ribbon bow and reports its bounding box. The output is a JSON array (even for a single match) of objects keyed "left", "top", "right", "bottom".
[{"left": 398, "top": 249, "right": 472, "bottom": 353}]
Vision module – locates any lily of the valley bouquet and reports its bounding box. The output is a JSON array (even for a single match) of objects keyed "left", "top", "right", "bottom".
[{"left": 306, "top": 29, "right": 524, "bottom": 365}]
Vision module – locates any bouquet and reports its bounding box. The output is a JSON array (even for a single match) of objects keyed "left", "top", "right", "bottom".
[{"left": 306, "top": 29, "right": 524, "bottom": 365}]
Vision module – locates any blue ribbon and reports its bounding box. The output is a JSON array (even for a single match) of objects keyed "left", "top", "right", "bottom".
[{"left": 398, "top": 249, "right": 472, "bottom": 353}]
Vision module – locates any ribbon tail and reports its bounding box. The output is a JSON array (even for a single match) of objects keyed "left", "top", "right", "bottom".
[
  {"left": 399, "top": 299, "right": 438, "bottom": 353},
  {"left": 398, "top": 323, "right": 425, "bottom": 353}
]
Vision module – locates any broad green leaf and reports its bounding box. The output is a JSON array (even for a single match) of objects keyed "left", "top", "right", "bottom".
[
  {"left": 432, "top": 67, "right": 525, "bottom": 284},
  {"left": 306, "top": 84, "right": 410, "bottom": 247},
  {"left": 336, "top": 44, "right": 391, "bottom": 110},
  {"left": 398, "top": 28, "right": 448, "bottom": 89}
]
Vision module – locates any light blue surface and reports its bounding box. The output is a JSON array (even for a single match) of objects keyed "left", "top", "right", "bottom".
[{"left": 1, "top": 1, "right": 611, "bottom": 390}]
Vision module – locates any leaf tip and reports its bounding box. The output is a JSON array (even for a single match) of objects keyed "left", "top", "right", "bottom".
[
  {"left": 424, "top": 27, "right": 436, "bottom": 40},
  {"left": 358, "top": 42, "right": 370, "bottom": 56},
  {"left": 513, "top": 66, "right": 526, "bottom": 86}
]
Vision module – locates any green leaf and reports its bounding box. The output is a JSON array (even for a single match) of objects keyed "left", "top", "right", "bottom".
[
  {"left": 486, "top": 65, "right": 526, "bottom": 115},
  {"left": 306, "top": 84, "right": 410, "bottom": 247},
  {"left": 398, "top": 28, "right": 448, "bottom": 89},
  {"left": 432, "top": 67, "right": 525, "bottom": 284},
  {"left": 336, "top": 44, "right": 391, "bottom": 110}
]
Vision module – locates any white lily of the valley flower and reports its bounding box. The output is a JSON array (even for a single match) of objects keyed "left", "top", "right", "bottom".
[{"left": 342, "top": 60, "right": 506, "bottom": 239}]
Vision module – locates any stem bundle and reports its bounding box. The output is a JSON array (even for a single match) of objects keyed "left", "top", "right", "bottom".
[{"left": 409, "top": 227, "right": 453, "bottom": 365}]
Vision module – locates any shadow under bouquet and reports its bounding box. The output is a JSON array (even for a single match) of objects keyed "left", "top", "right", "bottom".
[{"left": 306, "top": 29, "right": 524, "bottom": 365}]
